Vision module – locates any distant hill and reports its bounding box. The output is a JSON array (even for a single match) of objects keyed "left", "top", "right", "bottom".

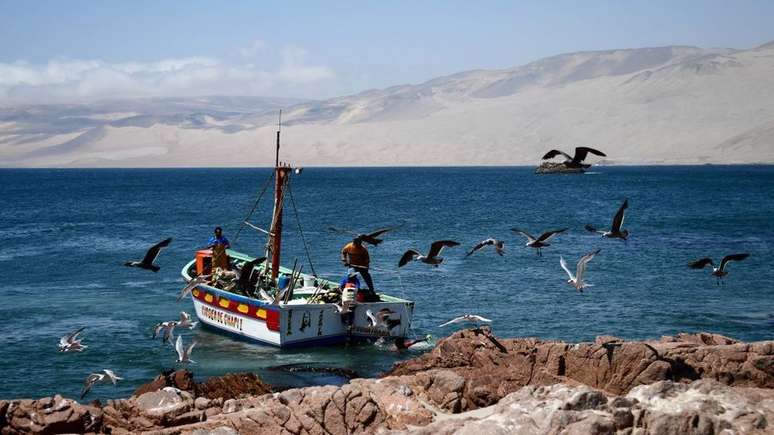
[{"left": 2, "top": 42, "right": 773, "bottom": 167}]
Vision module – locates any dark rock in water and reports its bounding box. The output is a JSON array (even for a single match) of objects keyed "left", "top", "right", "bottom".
[
  {"left": 267, "top": 363, "right": 360, "bottom": 379},
  {"left": 133, "top": 369, "right": 271, "bottom": 400},
  {"left": 196, "top": 373, "right": 272, "bottom": 400},
  {"left": 535, "top": 162, "right": 586, "bottom": 174}
]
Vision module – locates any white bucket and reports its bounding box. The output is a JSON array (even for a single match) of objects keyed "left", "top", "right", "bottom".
[
  {"left": 342, "top": 288, "right": 354, "bottom": 302},
  {"left": 304, "top": 276, "right": 316, "bottom": 288}
]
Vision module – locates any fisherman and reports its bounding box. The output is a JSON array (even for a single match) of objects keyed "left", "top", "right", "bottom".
[
  {"left": 340, "top": 237, "right": 376, "bottom": 295},
  {"left": 208, "top": 226, "right": 231, "bottom": 271}
]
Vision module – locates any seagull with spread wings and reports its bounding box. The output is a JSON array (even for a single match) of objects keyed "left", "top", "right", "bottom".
[
  {"left": 465, "top": 238, "right": 505, "bottom": 257},
  {"left": 586, "top": 199, "right": 630, "bottom": 241},
  {"left": 175, "top": 335, "right": 197, "bottom": 364},
  {"left": 328, "top": 225, "right": 401, "bottom": 246},
  {"left": 125, "top": 238, "right": 172, "bottom": 272},
  {"left": 689, "top": 253, "right": 750, "bottom": 285},
  {"left": 510, "top": 228, "right": 567, "bottom": 256},
  {"left": 542, "top": 146, "right": 606, "bottom": 168},
  {"left": 58, "top": 327, "right": 87, "bottom": 353},
  {"left": 398, "top": 240, "right": 460, "bottom": 267},
  {"left": 560, "top": 249, "right": 601, "bottom": 292},
  {"left": 81, "top": 369, "right": 123, "bottom": 398},
  {"left": 438, "top": 314, "right": 492, "bottom": 328}
]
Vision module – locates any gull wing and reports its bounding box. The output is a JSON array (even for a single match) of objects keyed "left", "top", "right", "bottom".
[
  {"left": 398, "top": 249, "right": 421, "bottom": 267},
  {"left": 542, "top": 149, "right": 572, "bottom": 161},
  {"left": 186, "top": 341, "right": 197, "bottom": 359},
  {"left": 67, "top": 326, "right": 85, "bottom": 343},
  {"left": 573, "top": 147, "right": 606, "bottom": 163},
  {"left": 142, "top": 238, "right": 172, "bottom": 264},
  {"left": 559, "top": 256, "right": 575, "bottom": 280},
  {"left": 611, "top": 199, "right": 628, "bottom": 232},
  {"left": 438, "top": 316, "right": 465, "bottom": 327},
  {"left": 164, "top": 323, "right": 176, "bottom": 344},
  {"left": 367, "top": 225, "right": 401, "bottom": 239},
  {"left": 688, "top": 258, "right": 714, "bottom": 269},
  {"left": 468, "top": 314, "right": 492, "bottom": 323},
  {"left": 510, "top": 228, "right": 536, "bottom": 242},
  {"left": 175, "top": 336, "right": 184, "bottom": 360},
  {"left": 718, "top": 253, "right": 750, "bottom": 272},
  {"left": 466, "top": 239, "right": 495, "bottom": 257},
  {"left": 103, "top": 369, "right": 122, "bottom": 384},
  {"left": 576, "top": 249, "right": 600, "bottom": 282},
  {"left": 428, "top": 240, "right": 460, "bottom": 258},
  {"left": 537, "top": 228, "right": 567, "bottom": 242},
  {"left": 328, "top": 226, "right": 358, "bottom": 237},
  {"left": 365, "top": 309, "right": 377, "bottom": 326}
]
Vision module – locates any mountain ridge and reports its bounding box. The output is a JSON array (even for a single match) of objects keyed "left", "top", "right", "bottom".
[{"left": 1, "top": 42, "right": 773, "bottom": 167}]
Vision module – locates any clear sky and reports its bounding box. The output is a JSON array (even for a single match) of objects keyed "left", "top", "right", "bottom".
[{"left": 1, "top": 0, "right": 773, "bottom": 103}]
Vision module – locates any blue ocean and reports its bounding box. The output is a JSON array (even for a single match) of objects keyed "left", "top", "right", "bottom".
[{"left": 1, "top": 166, "right": 773, "bottom": 400}]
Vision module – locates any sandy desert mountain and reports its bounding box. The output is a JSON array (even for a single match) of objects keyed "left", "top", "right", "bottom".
[{"left": 2, "top": 41, "right": 773, "bottom": 167}]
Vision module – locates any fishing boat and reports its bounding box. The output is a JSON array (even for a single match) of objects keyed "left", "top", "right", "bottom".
[{"left": 180, "top": 118, "right": 414, "bottom": 348}]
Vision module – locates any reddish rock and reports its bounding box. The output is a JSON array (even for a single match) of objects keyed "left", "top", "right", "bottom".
[{"left": 195, "top": 372, "right": 272, "bottom": 400}]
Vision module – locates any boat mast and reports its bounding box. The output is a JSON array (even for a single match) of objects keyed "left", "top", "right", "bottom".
[{"left": 269, "top": 110, "right": 290, "bottom": 281}]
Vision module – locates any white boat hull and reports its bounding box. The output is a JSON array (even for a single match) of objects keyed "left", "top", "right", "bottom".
[{"left": 188, "top": 282, "right": 414, "bottom": 348}]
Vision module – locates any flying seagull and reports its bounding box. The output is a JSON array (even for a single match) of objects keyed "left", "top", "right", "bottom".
[
  {"left": 328, "top": 225, "right": 401, "bottom": 246},
  {"left": 152, "top": 321, "right": 177, "bottom": 344},
  {"left": 510, "top": 228, "right": 567, "bottom": 256},
  {"left": 366, "top": 308, "right": 401, "bottom": 331},
  {"left": 81, "top": 369, "right": 123, "bottom": 399},
  {"left": 438, "top": 314, "right": 492, "bottom": 328},
  {"left": 175, "top": 335, "right": 197, "bottom": 364},
  {"left": 586, "top": 199, "right": 630, "bottom": 241},
  {"left": 560, "top": 248, "right": 601, "bottom": 292},
  {"left": 688, "top": 253, "right": 750, "bottom": 285},
  {"left": 177, "top": 311, "right": 198, "bottom": 330},
  {"left": 58, "top": 327, "right": 87, "bottom": 353},
  {"left": 398, "top": 240, "right": 460, "bottom": 267},
  {"left": 125, "top": 238, "right": 172, "bottom": 272},
  {"left": 542, "top": 146, "right": 606, "bottom": 168},
  {"left": 466, "top": 238, "right": 505, "bottom": 257},
  {"left": 177, "top": 275, "right": 209, "bottom": 301}
]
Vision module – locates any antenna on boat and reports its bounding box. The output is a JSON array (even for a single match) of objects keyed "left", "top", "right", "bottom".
[{"left": 275, "top": 110, "right": 282, "bottom": 167}]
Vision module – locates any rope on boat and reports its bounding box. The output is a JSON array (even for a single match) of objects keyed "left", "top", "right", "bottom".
[
  {"left": 287, "top": 179, "right": 318, "bottom": 277},
  {"left": 233, "top": 171, "right": 275, "bottom": 246}
]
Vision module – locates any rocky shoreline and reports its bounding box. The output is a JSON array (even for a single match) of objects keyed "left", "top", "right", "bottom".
[{"left": 2, "top": 329, "right": 773, "bottom": 434}]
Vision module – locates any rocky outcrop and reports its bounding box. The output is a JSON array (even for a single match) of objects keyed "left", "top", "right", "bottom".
[
  {"left": 388, "top": 328, "right": 774, "bottom": 407},
  {"left": 3, "top": 330, "right": 773, "bottom": 434},
  {"left": 534, "top": 162, "right": 586, "bottom": 174},
  {"left": 388, "top": 380, "right": 774, "bottom": 434}
]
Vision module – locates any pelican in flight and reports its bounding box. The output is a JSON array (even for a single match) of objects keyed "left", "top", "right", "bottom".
[
  {"left": 398, "top": 240, "right": 460, "bottom": 267},
  {"left": 542, "top": 147, "right": 606, "bottom": 168},
  {"left": 81, "top": 369, "right": 123, "bottom": 398},
  {"left": 439, "top": 314, "right": 492, "bottom": 328},
  {"left": 586, "top": 199, "right": 629, "bottom": 241},
  {"left": 560, "top": 249, "right": 601, "bottom": 292},
  {"left": 175, "top": 335, "right": 197, "bottom": 364},
  {"left": 125, "top": 238, "right": 172, "bottom": 272},
  {"left": 689, "top": 253, "right": 750, "bottom": 285},
  {"left": 328, "top": 225, "right": 402, "bottom": 246},
  {"left": 58, "top": 327, "right": 87, "bottom": 352},
  {"left": 511, "top": 228, "right": 567, "bottom": 256},
  {"left": 466, "top": 238, "right": 505, "bottom": 257}
]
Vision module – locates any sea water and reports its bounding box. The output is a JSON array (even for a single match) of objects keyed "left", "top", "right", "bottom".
[{"left": 1, "top": 166, "right": 773, "bottom": 399}]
